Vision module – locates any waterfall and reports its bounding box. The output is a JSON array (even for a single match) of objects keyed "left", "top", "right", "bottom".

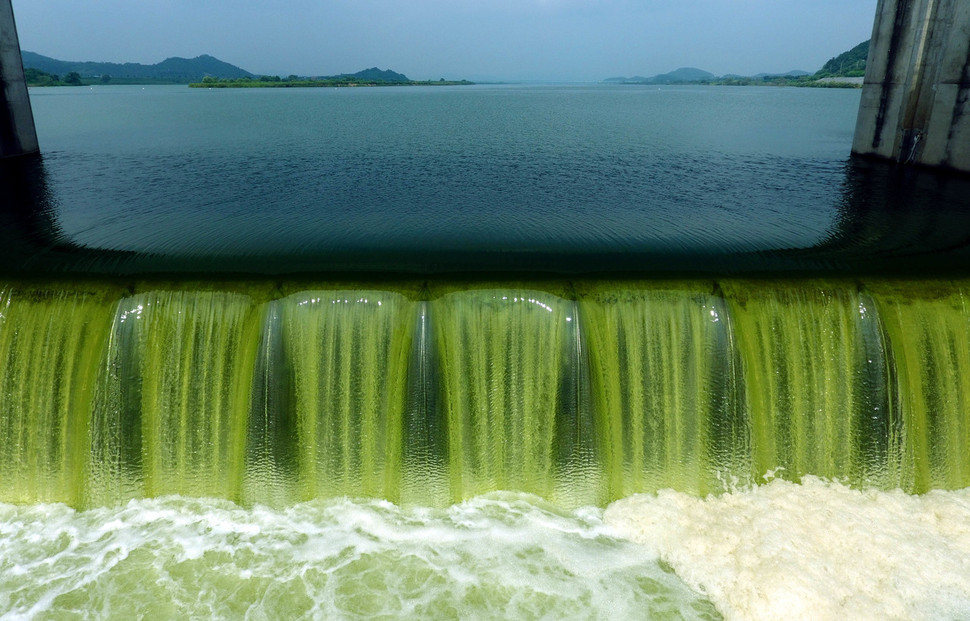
[{"left": 0, "top": 278, "right": 968, "bottom": 508}]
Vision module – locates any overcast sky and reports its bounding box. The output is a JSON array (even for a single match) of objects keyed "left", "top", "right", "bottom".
[{"left": 15, "top": 1, "right": 878, "bottom": 82}]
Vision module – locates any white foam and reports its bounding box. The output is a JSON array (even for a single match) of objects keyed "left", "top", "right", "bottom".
[{"left": 604, "top": 476, "right": 970, "bottom": 620}]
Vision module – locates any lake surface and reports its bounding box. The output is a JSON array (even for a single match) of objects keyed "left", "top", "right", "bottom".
[{"left": 6, "top": 83, "right": 969, "bottom": 276}]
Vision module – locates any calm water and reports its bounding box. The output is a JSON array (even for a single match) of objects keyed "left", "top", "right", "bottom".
[{"left": 5, "top": 83, "right": 968, "bottom": 276}]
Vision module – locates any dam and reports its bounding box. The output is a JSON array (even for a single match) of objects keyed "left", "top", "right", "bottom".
[{"left": 2, "top": 0, "right": 970, "bottom": 618}]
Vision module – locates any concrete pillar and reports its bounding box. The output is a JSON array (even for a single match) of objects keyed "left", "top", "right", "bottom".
[
  {"left": 853, "top": 0, "right": 970, "bottom": 173},
  {"left": 0, "top": 0, "right": 38, "bottom": 158}
]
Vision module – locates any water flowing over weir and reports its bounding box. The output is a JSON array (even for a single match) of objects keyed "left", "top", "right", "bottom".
[{"left": 1, "top": 278, "right": 969, "bottom": 509}]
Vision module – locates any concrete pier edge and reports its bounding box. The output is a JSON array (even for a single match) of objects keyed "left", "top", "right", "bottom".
[
  {"left": 0, "top": 0, "right": 38, "bottom": 158},
  {"left": 853, "top": 0, "right": 970, "bottom": 174}
]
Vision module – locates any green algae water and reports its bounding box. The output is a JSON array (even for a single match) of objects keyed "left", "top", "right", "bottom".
[
  {"left": 0, "top": 285, "right": 117, "bottom": 505},
  {"left": 3, "top": 277, "right": 970, "bottom": 618},
  {"left": 2, "top": 278, "right": 970, "bottom": 507},
  {"left": 89, "top": 290, "right": 261, "bottom": 505},
  {"left": 579, "top": 284, "right": 744, "bottom": 499},
  {"left": 433, "top": 290, "right": 596, "bottom": 506},
  {"left": 259, "top": 291, "right": 414, "bottom": 504},
  {"left": 0, "top": 494, "right": 724, "bottom": 620},
  {"left": 722, "top": 282, "right": 894, "bottom": 487},
  {"left": 869, "top": 282, "right": 970, "bottom": 492}
]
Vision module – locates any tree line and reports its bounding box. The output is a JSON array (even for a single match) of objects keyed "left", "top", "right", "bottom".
[{"left": 25, "top": 68, "right": 111, "bottom": 86}]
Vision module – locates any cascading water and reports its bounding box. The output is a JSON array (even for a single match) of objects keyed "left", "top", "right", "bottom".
[
  {"left": 89, "top": 290, "right": 261, "bottom": 505},
  {"left": 580, "top": 284, "right": 744, "bottom": 498},
  {"left": 0, "top": 285, "right": 116, "bottom": 505},
  {"left": 2, "top": 278, "right": 969, "bottom": 509}
]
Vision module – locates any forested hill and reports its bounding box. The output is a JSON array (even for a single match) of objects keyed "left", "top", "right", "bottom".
[
  {"left": 20, "top": 51, "right": 253, "bottom": 82},
  {"left": 818, "top": 40, "right": 869, "bottom": 77},
  {"left": 337, "top": 68, "right": 409, "bottom": 83}
]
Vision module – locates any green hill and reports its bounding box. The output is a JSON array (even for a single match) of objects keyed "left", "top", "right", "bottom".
[
  {"left": 604, "top": 40, "right": 872, "bottom": 86},
  {"left": 603, "top": 67, "right": 714, "bottom": 84},
  {"left": 336, "top": 67, "right": 409, "bottom": 83},
  {"left": 20, "top": 51, "right": 253, "bottom": 83},
  {"left": 650, "top": 67, "right": 715, "bottom": 83},
  {"left": 817, "top": 40, "right": 869, "bottom": 77}
]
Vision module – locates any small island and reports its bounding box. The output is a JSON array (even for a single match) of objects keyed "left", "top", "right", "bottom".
[{"left": 189, "top": 68, "right": 473, "bottom": 88}]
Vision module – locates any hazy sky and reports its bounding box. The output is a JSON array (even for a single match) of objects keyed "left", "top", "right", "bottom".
[{"left": 15, "top": 1, "right": 878, "bottom": 82}]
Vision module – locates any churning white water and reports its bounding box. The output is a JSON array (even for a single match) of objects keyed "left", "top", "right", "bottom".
[
  {"left": 2, "top": 481, "right": 969, "bottom": 619},
  {"left": 605, "top": 476, "right": 970, "bottom": 620},
  {"left": 0, "top": 493, "right": 715, "bottom": 620}
]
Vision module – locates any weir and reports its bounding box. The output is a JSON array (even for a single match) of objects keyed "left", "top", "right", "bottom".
[
  {"left": 0, "top": 3, "right": 968, "bottom": 513},
  {"left": 2, "top": 278, "right": 969, "bottom": 509},
  {"left": 4, "top": 8, "right": 970, "bottom": 620}
]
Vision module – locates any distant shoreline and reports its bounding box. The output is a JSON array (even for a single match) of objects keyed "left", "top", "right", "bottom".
[
  {"left": 606, "top": 77, "right": 862, "bottom": 89},
  {"left": 188, "top": 78, "right": 474, "bottom": 88}
]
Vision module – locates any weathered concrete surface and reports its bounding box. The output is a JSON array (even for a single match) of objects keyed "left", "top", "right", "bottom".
[
  {"left": 853, "top": 0, "right": 970, "bottom": 173},
  {"left": 0, "top": 0, "right": 38, "bottom": 158}
]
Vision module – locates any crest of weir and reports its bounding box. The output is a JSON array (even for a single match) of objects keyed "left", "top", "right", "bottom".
[{"left": 0, "top": 278, "right": 967, "bottom": 508}]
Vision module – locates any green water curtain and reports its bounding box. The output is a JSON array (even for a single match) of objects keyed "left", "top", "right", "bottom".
[{"left": 0, "top": 279, "right": 967, "bottom": 508}]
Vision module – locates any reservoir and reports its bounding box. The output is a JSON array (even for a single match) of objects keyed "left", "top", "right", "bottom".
[{"left": 16, "top": 82, "right": 970, "bottom": 276}]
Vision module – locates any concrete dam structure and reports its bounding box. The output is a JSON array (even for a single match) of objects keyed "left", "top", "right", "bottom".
[
  {"left": 0, "top": 0, "right": 37, "bottom": 158},
  {"left": 853, "top": 0, "right": 970, "bottom": 173}
]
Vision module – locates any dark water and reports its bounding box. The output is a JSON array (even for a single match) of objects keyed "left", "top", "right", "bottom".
[{"left": 3, "top": 83, "right": 970, "bottom": 276}]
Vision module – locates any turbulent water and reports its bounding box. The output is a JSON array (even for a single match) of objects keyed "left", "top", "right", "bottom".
[
  {"left": 0, "top": 494, "right": 720, "bottom": 620},
  {"left": 606, "top": 478, "right": 970, "bottom": 620},
  {"left": 2, "top": 484, "right": 969, "bottom": 620}
]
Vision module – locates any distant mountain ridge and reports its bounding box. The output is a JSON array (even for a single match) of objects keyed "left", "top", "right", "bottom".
[
  {"left": 605, "top": 66, "right": 808, "bottom": 85},
  {"left": 20, "top": 51, "right": 254, "bottom": 82},
  {"left": 604, "top": 41, "right": 869, "bottom": 85},
  {"left": 605, "top": 67, "right": 715, "bottom": 84},
  {"left": 21, "top": 52, "right": 414, "bottom": 85},
  {"left": 753, "top": 70, "right": 810, "bottom": 78},
  {"left": 335, "top": 67, "right": 409, "bottom": 83}
]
